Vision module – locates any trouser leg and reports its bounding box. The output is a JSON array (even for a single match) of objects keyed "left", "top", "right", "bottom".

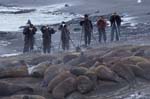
[
  {"left": 23, "top": 37, "right": 29, "bottom": 53},
  {"left": 116, "top": 28, "right": 119, "bottom": 41},
  {"left": 98, "top": 29, "right": 102, "bottom": 43},
  {"left": 66, "top": 39, "right": 69, "bottom": 50},
  {"left": 84, "top": 33, "right": 88, "bottom": 46},
  {"left": 118, "top": 26, "right": 121, "bottom": 36},
  {"left": 102, "top": 30, "right": 107, "bottom": 42},
  {"left": 47, "top": 42, "right": 51, "bottom": 53},
  {"left": 62, "top": 39, "right": 65, "bottom": 50},
  {"left": 30, "top": 37, "right": 34, "bottom": 52},
  {"left": 111, "top": 26, "right": 115, "bottom": 41},
  {"left": 87, "top": 33, "right": 91, "bottom": 45}
]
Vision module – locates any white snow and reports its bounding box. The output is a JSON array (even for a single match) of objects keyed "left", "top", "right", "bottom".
[
  {"left": 0, "top": 52, "right": 21, "bottom": 57},
  {"left": 0, "top": 3, "right": 81, "bottom": 31},
  {"left": 137, "top": 0, "right": 142, "bottom": 3}
]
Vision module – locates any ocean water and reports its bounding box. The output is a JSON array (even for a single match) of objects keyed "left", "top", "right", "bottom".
[{"left": 0, "top": 3, "right": 81, "bottom": 32}]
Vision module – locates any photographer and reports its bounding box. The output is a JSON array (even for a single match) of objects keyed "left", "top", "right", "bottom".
[
  {"left": 59, "top": 22, "right": 70, "bottom": 51},
  {"left": 41, "top": 25, "right": 55, "bottom": 53},
  {"left": 23, "top": 20, "right": 37, "bottom": 53}
]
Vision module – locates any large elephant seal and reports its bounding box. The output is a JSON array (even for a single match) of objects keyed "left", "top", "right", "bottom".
[
  {"left": 76, "top": 76, "right": 94, "bottom": 94},
  {"left": 10, "top": 95, "right": 46, "bottom": 99},
  {"left": 128, "top": 64, "right": 147, "bottom": 80},
  {"left": 0, "top": 60, "right": 28, "bottom": 78},
  {"left": 70, "top": 67, "right": 88, "bottom": 76},
  {"left": 52, "top": 77, "right": 77, "bottom": 99},
  {"left": 0, "top": 81, "right": 33, "bottom": 96},
  {"left": 66, "top": 92, "right": 87, "bottom": 99},
  {"left": 110, "top": 62, "right": 135, "bottom": 84},
  {"left": 42, "top": 65, "right": 68, "bottom": 87},
  {"left": 63, "top": 54, "right": 78, "bottom": 64},
  {"left": 121, "top": 56, "right": 149, "bottom": 65},
  {"left": 137, "top": 61, "right": 150, "bottom": 80},
  {"left": 30, "top": 61, "right": 51, "bottom": 77},
  {"left": 94, "top": 65, "right": 122, "bottom": 82},
  {"left": 48, "top": 71, "right": 75, "bottom": 92}
]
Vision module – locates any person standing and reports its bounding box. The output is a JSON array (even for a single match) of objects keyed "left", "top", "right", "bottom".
[
  {"left": 59, "top": 22, "right": 70, "bottom": 51},
  {"left": 41, "top": 25, "right": 55, "bottom": 53},
  {"left": 23, "top": 20, "right": 37, "bottom": 53},
  {"left": 97, "top": 16, "right": 107, "bottom": 43},
  {"left": 110, "top": 12, "right": 121, "bottom": 41},
  {"left": 80, "top": 14, "right": 93, "bottom": 46}
]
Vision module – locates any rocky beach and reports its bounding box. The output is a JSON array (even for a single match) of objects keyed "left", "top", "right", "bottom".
[{"left": 0, "top": 0, "right": 150, "bottom": 99}]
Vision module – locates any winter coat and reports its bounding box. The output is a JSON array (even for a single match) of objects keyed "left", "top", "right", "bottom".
[
  {"left": 80, "top": 19, "right": 93, "bottom": 33},
  {"left": 23, "top": 25, "right": 37, "bottom": 39},
  {"left": 110, "top": 15, "right": 121, "bottom": 26},
  {"left": 41, "top": 26, "right": 55, "bottom": 42},
  {"left": 59, "top": 24, "right": 70, "bottom": 41},
  {"left": 97, "top": 19, "right": 107, "bottom": 30}
]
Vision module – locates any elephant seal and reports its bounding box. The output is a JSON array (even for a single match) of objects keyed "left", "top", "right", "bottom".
[
  {"left": 52, "top": 77, "right": 77, "bottom": 99},
  {"left": 48, "top": 71, "right": 75, "bottom": 92},
  {"left": 76, "top": 76, "right": 94, "bottom": 94},
  {"left": 0, "top": 81, "right": 33, "bottom": 96}
]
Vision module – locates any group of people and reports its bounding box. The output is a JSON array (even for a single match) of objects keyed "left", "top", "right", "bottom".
[{"left": 23, "top": 12, "right": 121, "bottom": 53}]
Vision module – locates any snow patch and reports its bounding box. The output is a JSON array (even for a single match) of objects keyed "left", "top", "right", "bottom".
[
  {"left": 0, "top": 52, "right": 21, "bottom": 57},
  {"left": 0, "top": 3, "right": 81, "bottom": 31}
]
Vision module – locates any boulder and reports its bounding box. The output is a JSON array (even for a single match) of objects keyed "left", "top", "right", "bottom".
[
  {"left": 48, "top": 71, "right": 75, "bottom": 92},
  {"left": 76, "top": 76, "right": 94, "bottom": 94},
  {"left": 30, "top": 61, "right": 51, "bottom": 77},
  {"left": 52, "top": 77, "right": 77, "bottom": 99},
  {"left": 70, "top": 67, "right": 88, "bottom": 76}
]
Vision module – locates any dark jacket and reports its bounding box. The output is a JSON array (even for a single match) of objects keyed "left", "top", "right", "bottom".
[
  {"left": 59, "top": 24, "right": 70, "bottom": 41},
  {"left": 23, "top": 24, "right": 37, "bottom": 38},
  {"left": 80, "top": 19, "right": 93, "bottom": 33},
  {"left": 41, "top": 26, "right": 55, "bottom": 41},
  {"left": 110, "top": 15, "right": 121, "bottom": 26}
]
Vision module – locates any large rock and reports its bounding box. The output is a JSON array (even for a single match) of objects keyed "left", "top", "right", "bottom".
[
  {"left": 66, "top": 92, "right": 87, "bottom": 99},
  {"left": 94, "top": 65, "right": 121, "bottom": 82},
  {"left": 48, "top": 71, "right": 75, "bottom": 92},
  {"left": 70, "top": 67, "right": 88, "bottom": 76},
  {"left": 0, "top": 81, "right": 33, "bottom": 96},
  {"left": 42, "top": 65, "right": 68, "bottom": 87},
  {"left": 111, "top": 62, "right": 135, "bottom": 84},
  {"left": 30, "top": 61, "right": 51, "bottom": 77},
  {"left": 10, "top": 95, "right": 46, "bottom": 99},
  {"left": 0, "top": 60, "right": 28, "bottom": 78},
  {"left": 76, "top": 76, "right": 94, "bottom": 94},
  {"left": 52, "top": 77, "right": 77, "bottom": 99}
]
